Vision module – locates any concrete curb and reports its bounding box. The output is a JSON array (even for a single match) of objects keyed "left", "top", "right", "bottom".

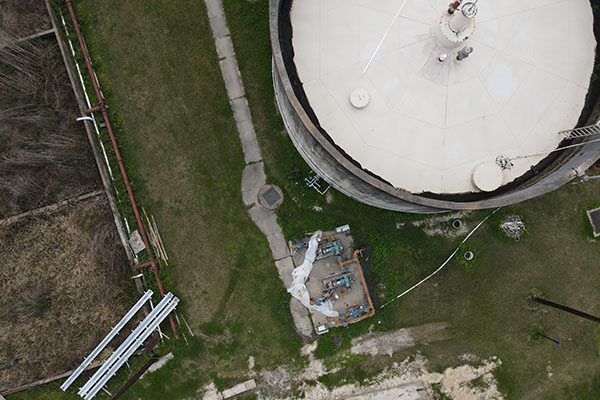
[{"left": 203, "top": 0, "right": 312, "bottom": 338}]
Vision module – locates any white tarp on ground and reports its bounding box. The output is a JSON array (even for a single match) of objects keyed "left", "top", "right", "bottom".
[{"left": 287, "top": 231, "right": 339, "bottom": 318}]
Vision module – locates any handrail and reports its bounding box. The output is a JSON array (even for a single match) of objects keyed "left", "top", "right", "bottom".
[{"left": 559, "top": 122, "right": 600, "bottom": 139}]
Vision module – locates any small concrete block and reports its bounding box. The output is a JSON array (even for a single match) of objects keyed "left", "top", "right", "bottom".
[
  {"left": 208, "top": 15, "right": 230, "bottom": 39},
  {"left": 248, "top": 205, "right": 281, "bottom": 238},
  {"left": 268, "top": 233, "right": 291, "bottom": 261},
  {"left": 230, "top": 97, "right": 252, "bottom": 123},
  {"left": 128, "top": 230, "right": 146, "bottom": 254},
  {"left": 235, "top": 118, "right": 256, "bottom": 142},
  {"left": 275, "top": 256, "right": 295, "bottom": 287},
  {"left": 244, "top": 379, "right": 257, "bottom": 390},
  {"left": 215, "top": 36, "right": 235, "bottom": 60},
  {"left": 204, "top": 0, "right": 224, "bottom": 20},
  {"left": 219, "top": 57, "right": 244, "bottom": 100},
  {"left": 222, "top": 379, "right": 256, "bottom": 399},
  {"left": 141, "top": 352, "right": 174, "bottom": 379},
  {"left": 235, "top": 118, "right": 262, "bottom": 163},
  {"left": 290, "top": 298, "right": 315, "bottom": 338},
  {"left": 204, "top": 393, "right": 223, "bottom": 400},
  {"left": 201, "top": 383, "right": 223, "bottom": 400},
  {"left": 241, "top": 141, "right": 262, "bottom": 164},
  {"left": 241, "top": 162, "right": 266, "bottom": 206}
]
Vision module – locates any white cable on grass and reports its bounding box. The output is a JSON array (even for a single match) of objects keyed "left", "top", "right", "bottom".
[{"left": 380, "top": 207, "right": 501, "bottom": 309}]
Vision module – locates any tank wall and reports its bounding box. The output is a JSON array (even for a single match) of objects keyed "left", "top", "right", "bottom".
[
  {"left": 272, "top": 60, "right": 441, "bottom": 213},
  {"left": 270, "top": 0, "right": 600, "bottom": 212}
]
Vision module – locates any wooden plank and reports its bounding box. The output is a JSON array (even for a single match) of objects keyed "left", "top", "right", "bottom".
[{"left": 0, "top": 190, "right": 103, "bottom": 226}]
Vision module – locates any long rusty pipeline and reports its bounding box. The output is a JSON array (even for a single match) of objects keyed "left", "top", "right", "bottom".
[{"left": 65, "top": 0, "right": 178, "bottom": 339}]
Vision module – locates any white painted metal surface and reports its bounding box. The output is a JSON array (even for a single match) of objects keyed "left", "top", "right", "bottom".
[
  {"left": 82, "top": 297, "right": 179, "bottom": 400},
  {"left": 290, "top": 0, "right": 596, "bottom": 194},
  {"left": 60, "top": 290, "right": 153, "bottom": 391},
  {"left": 349, "top": 88, "right": 370, "bottom": 109},
  {"left": 78, "top": 293, "right": 179, "bottom": 399},
  {"left": 472, "top": 162, "right": 503, "bottom": 192}
]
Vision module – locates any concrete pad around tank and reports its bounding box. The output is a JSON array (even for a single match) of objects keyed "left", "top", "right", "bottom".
[
  {"left": 215, "top": 37, "right": 234, "bottom": 60},
  {"left": 219, "top": 57, "right": 244, "bottom": 100},
  {"left": 275, "top": 256, "right": 295, "bottom": 287},
  {"left": 290, "top": 297, "right": 315, "bottom": 337},
  {"left": 290, "top": 0, "right": 596, "bottom": 194},
  {"left": 241, "top": 162, "right": 266, "bottom": 206}
]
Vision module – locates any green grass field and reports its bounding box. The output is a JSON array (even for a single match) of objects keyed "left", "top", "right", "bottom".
[
  {"left": 12, "top": 1, "right": 600, "bottom": 399},
  {"left": 12, "top": 1, "right": 300, "bottom": 399},
  {"left": 223, "top": 1, "right": 600, "bottom": 399},
  {"left": 72, "top": 0, "right": 305, "bottom": 394}
]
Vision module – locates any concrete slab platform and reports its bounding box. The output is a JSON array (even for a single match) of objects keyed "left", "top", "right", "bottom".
[
  {"left": 215, "top": 36, "right": 235, "bottom": 60},
  {"left": 275, "top": 256, "right": 295, "bottom": 287},
  {"left": 290, "top": 297, "right": 314, "bottom": 337},
  {"left": 208, "top": 14, "right": 229, "bottom": 39},
  {"left": 219, "top": 57, "right": 244, "bottom": 100},
  {"left": 230, "top": 97, "right": 252, "bottom": 123},
  {"left": 241, "top": 162, "right": 266, "bottom": 206},
  {"left": 235, "top": 118, "right": 262, "bottom": 163},
  {"left": 291, "top": 230, "right": 374, "bottom": 330}
]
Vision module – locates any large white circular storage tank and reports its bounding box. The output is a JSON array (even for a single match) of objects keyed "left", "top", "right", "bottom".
[{"left": 288, "top": 0, "right": 597, "bottom": 195}]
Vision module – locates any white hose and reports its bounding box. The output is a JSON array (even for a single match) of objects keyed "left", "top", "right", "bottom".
[{"left": 380, "top": 207, "right": 501, "bottom": 309}]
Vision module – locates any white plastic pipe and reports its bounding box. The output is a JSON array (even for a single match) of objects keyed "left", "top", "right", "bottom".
[{"left": 60, "top": 290, "right": 153, "bottom": 391}]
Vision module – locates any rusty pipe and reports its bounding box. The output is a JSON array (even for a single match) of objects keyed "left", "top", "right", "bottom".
[{"left": 65, "top": 0, "right": 178, "bottom": 339}]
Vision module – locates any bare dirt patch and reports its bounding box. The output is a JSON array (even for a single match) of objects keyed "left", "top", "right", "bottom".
[
  {"left": 0, "top": 195, "right": 134, "bottom": 391},
  {"left": 207, "top": 350, "right": 503, "bottom": 400},
  {"left": 351, "top": 322, "right": 449, "bottom": 357},
  {"left": 412, "top": 212, "right": 472, "bottom": 238}
]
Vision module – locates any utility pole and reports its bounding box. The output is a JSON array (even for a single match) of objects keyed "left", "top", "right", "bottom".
[
  {"left": 531, "top": 295, "right": 600, "bottom": 323},
  {"left": 538, "top": 332, "right": 561, "bottom": 347}
]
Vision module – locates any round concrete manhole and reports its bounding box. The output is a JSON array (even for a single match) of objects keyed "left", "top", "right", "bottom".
[{"left": 258, "top": 184, "right": 284, "bottom": 209}]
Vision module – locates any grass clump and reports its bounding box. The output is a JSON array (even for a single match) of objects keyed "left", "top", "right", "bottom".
[{"left": 200, "top": 321, "right": 225, "bottom": 336}]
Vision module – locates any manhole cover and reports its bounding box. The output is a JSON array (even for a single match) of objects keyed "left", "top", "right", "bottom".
[
  {"left": 587, "top": 207, "right": 600, "bottom": 237},
  {"left": 258, "top": 184, "right": 284, "bottom": 209}
]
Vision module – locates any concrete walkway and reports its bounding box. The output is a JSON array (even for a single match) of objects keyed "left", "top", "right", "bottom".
[{"left": 203, "top": 0, "right": 313, "bottom": 338}]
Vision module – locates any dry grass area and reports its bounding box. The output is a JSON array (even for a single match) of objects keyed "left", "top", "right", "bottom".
[
  {"left": 0, "top": 32, "right": 99, "bottom": 218},
  {"left": 0, "top": 0, "right": 50, "bottom": 38},
  {"left": 0, "top": 195, "right": 134, "bottom": 391},
  {"left": 0, "top": 2, "right": 141, "bottom": 395}
]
